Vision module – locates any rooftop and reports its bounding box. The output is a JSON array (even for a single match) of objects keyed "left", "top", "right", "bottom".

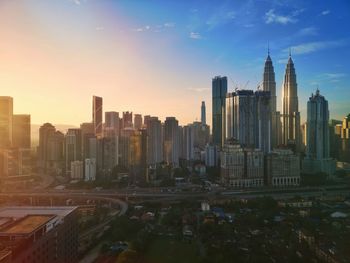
[
  {"left": 0, "top": 206, "right": 77, "bottom": 220},
  {"left": 0, "top": 215, "right": 54, "bottom": 235}
]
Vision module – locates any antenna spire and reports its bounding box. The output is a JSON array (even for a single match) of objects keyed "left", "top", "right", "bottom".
[
  {"left": 289, "top": 47, "right": 291, "bottom": 57},
  {"left": 268, "top": 41, "right": 270, "bottom": 55}
]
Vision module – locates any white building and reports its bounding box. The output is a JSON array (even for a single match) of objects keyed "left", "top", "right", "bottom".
[
  {"left": 85, "top": 158, "right": 96, "bottom": 181},
  {"left": 70, "top": 161, "right": 83, "bottom": 180}
]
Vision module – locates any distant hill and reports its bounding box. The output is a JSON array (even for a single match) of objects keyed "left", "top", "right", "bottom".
[{"left": 31, "top": 124, "right": 77, "bottom": 147}]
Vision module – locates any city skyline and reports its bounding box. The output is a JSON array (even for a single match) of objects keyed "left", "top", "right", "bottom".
[{"left": 0, "top": 0, "right": 349, "bottom": 126}]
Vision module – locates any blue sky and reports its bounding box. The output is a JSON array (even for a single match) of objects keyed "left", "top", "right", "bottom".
[
  {"left": 1, "top": 0, "right": 349, "bottom": 125},
  {"left": 113, "top": 0, "right": 350, "bottom": 121}
]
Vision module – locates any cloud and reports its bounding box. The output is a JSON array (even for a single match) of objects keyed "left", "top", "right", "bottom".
[
  {"left": 244, "top": 24, "right": 255, "bottom": 28},
  {"left": 321, "top": 10, "right": 330, "bottom": 16},
  {"left": 95, "top": 26, "right": 104, "bottom": 31},
  {"left": 285, "top": 40, "right": 348, "bottom": 55},
  {"left": 164, "top": 22, "right": 175, "bottom": 28},
  {"left": 187, "top": 87, "right": 209, "bottom": 92},
  {"left": 189, "top": 32, "right": 202, "bottom": 40},
  {"left": 70, "top": 0, "right": 81, "bottom": 5},
  {"left": 206, "top": 10, "right": 236, "bottom": 30},
  {"left": 264, "top": 9, "right": 298, "bottom": 25},
  {"left": 296, "top": 27, "right": 318, "bottom": 37}
]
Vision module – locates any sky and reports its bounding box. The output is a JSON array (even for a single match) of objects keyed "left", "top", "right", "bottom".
[{"left": 0, "top": 0, "right": 349, "bottom": 126}]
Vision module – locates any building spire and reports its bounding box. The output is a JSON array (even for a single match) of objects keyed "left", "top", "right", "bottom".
[
  {"left": 268, "top": 41, "right": 270, "bottom": 56},
  {"left": 289, "top": 47, "right": 291, "bottom": 57}
]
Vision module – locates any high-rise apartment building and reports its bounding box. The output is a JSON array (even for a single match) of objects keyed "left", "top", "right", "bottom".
[
  {"left": 212, "top": 76, "right": 227, "bottom": 147},
  {"left": 0, "top": 97, "right": 13, "bottom": 148},
  {"left": 281, "top": 54, "right": 301, "bottom": 152},
  {"left": 12, "top": 114, "right": 31, "bottom": 149},
  {"left": 134, "top": 114, "right": 143, "bottom": 130},
  {"left": 104, "top": 111, "right": 119, "bottom": 137},
  {"left": 122, "top": 111, "right": 133, "bottom": 129},
  {"left": 340, "top": 114, "right": 350, "bottom": 162},
  {"left": 93, "top": 96, "right": 103, "bottom": 138}
]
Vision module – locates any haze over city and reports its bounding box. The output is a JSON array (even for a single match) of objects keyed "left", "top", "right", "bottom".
[{"left": 1, "top": 0, "right": 349, "bottom": 125}]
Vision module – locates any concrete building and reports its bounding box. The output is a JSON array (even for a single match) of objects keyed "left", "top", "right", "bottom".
[
  {"left": 70, "top": 160, "right": 83, "bottom": 180},
  {"left": 104, "top": 111, "right": 119, "bottom": 136},
  {"left": 302, "top": 89, "right": 335, "bottom": 176},
  {"left": 0, "top": 148, "right": 31, "bottom": 177},
  {"left": 0, "top": 206, "right": 79, "bottom": 263},
  {"left": 12, "top": 114, "right": 31, "bottom": 149},
  {"left": 93, "top": 96, "right": 103, "bottom": 138},
  {"left": 281, "top": 54, "right": 301, "bottom": 152},
  {"left": 221, "top": 140, "right": 264, "bottom": 188},
  {"left": 85, "top": 158, "right": 96, "bottom": 181},
  {"left": 212, "top": 76, "right": 227, "bottom": 147},
  {"left": 266, "top": 148, "right": 300, "bottom": 187},
  {"left": 0, "top": 97, "right": 13, "bottom": 148},
  {"left": 340, "top": 114, "right": 350, "bottom": 162}
]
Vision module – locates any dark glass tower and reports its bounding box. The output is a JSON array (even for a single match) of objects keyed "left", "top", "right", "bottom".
[{"left": 212, "top": 76, "right": 227, "bottom": 147}]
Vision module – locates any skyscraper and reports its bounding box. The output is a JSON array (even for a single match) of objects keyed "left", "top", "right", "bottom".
[
  {"left": 212, "top": 76, "right": 227, "bottom": 147},
  {"left": 134, "top": 114, "right": 143, "bottom": 130},
  {"left": 302, "top": 89, "right": 335, "bottom": 176},
  {"left": 38, "top": 123, "right": 56, "bottom": 170},
  {"left": 281, "top": 54, "right": 301, "bottom": 152},
  {"left": 93, "top": 96, "right": 103, "bottom": 138},
  {"left": 201, "top": 101, "right": 206, "bottom": 125},
  {"left": 122, "top": 111, "right": 133, "bottom": 128},
  {"left": 262, "top": 50, "right": 279, "bottom": 148},
  {"left": 147, "top": 117, "right": 163, "bottom": 166},
  {"left": 104, "top": 111, "right": 119, "bottom": 138},
  {"left": 0, "top": 96, "right": 13, "bottom": 148},
  {"left": 12, "top": 114, "right": 31, "bottom": 149},
  {"left": 65, "top": 128, "right": 82, "bottom": 176},
  {"left": 164, "top": 117, "right": 179, "bottom": 167},
  {"left": 340, "top": 114, "right": 350, "bottom": 162}
]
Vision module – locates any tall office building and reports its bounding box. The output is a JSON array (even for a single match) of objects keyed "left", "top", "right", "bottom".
[
  {"left": 134, "top": 114, "right": 143, "bottom": 130},
  {"left": 147, "top": 117, "right": 163, "bottom": 166},
  {"left": 212, "top": 76, "right": 227, "bottom": 147},
  {"left": 281, "top": 54, "right": 301, "bottom": 152},
  {"left": 38, "top": 123, "right": 56, "bottom": 170},
  {"left": 183, "top": 124, "right": 194, "bottom": 161},
  {"left": 302, "top": 89, "right": 335, "bottom": 176},
  {"left": 65, "top": 129, "right": 82, "bottom": 176},
  {"left": 105, "top": 111, "right": 119, "bottom": 135},
  {"left": 0, "top": 96, "right": 13, "bottom": 148},
  {"left": 201, "top": 101, "right": 206, "bottom": 125},
  {"left": 262, "top": 50, "right": 279, "bottom": 148},
  {"left": 92, "top": 96, "right": 103, "bottom": 138},
  {"left": 12, "top": 114, "right": 31, "bottom": 149},
  {"left": 164, "top": 117, "right": 179, "bottom": 167}
]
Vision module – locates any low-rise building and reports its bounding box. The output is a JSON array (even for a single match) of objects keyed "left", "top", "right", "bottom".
[{"left": 266, "top": 148, "right": 300, "bottom": 187}]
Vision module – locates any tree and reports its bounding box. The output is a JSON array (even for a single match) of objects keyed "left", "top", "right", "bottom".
[{"left": 116, "top": 250, "right": 139, "bottom": 263}]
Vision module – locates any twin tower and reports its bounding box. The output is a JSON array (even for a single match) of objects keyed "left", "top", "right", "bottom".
[
  {"left": 263, "top": 50, "right": 301, "bottom": 152},
  {"left": 212, "top": 50, "right": 301, "bottom": 152}
]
